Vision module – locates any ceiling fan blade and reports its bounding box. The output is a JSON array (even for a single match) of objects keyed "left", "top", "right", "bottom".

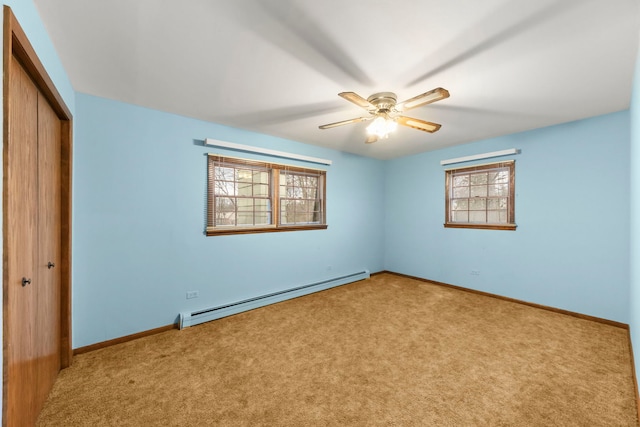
[
  {"left": 396, "top": 87, "right": 450, "bottom": 111},
  {"left": 396, "top": 116, "right": 442, "bottom": 133},
  {"left": 318, "top": 117, "right": 371, "bottom": 129},
  {"left": 365, "top": 134, "right": 378, "bottom": 144},
  {"left": 338, "top": 92, "right": 375, "bottom": 109}
]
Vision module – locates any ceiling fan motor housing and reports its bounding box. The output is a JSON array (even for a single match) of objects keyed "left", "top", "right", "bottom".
[{"left": 367, "top": 92, "right": 397, "bottom": 112}]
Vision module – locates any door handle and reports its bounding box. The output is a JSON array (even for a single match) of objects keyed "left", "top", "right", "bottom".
[
  {"left": 22, "top": 277, "right": 31, "bottom": 287},
  {"left": 47, "top": 262, "right": 55, "bottom": 269}
]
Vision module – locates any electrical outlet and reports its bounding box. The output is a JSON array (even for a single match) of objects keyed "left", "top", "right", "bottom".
[
  {"left": 186, "top": 290, "right": 199, "bottom": 299},
  {"left": 470, "top": 270, "right": 480, "bottom": 276}
]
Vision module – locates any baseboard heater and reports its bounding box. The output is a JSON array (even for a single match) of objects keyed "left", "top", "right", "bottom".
[{"left": 178, "top": 270, "right": 370, "bottom": 329}]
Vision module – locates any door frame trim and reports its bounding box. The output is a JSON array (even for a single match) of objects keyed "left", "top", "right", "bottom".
[{"left": 2, "top": 6, "right": 73, "bottom": 424}]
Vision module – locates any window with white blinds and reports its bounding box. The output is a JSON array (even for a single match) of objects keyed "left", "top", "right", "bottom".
[
  {"left": 445, "top": 161, "right": 516, "bottom": 230},
  {"left": 207, "top": 155, "right": 327, "bottom": 235}
]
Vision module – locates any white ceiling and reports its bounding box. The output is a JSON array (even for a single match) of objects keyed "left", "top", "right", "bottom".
[{"left": 33, "top": 0, "right": 640, "bottom": 160}]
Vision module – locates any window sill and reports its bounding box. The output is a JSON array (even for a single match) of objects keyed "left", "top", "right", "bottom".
[
  {"left": 444, "top": 223, "right": 517, "bottom": 231},
  {"left": 207, "top": 224, "right": 328, "bottom": 236}
]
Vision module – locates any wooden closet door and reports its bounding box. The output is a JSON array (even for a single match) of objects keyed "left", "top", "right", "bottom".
[
  {"left": 7, "top": 55, "right": 39, "bottom": 425},
  {"left": 35, "top": 90, "right": 62, "bottom": 411},
  {"left": 4, "top": 8, "right": 73, "bottom": 425}
]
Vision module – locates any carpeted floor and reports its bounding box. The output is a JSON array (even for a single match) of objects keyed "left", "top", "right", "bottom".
[{"left": 37, "top": 273, "right": 638, "bottom": 426}]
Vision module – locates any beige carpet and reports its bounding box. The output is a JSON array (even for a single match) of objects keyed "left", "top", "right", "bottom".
[{"left": 37, "top": 273, "right": 638, "bottom": 426}]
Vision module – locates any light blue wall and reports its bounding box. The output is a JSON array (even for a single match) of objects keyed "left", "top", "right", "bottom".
[
  {"left": 73, "top": 93, "right": 385, "bottom": 348},
  {"left": 630, "top": 38, "right": 640, "bottom": 377},
  {"left": 0, "top": 0, "right": 75, "bottom": 416},
  {"left": 385, "top": 111, "right": 630, "bottom": 323}
]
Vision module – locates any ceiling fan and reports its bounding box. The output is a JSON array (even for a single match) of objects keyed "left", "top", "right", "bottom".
[{"left": 318, "top": 87, "right": 450, "bottom": 143}]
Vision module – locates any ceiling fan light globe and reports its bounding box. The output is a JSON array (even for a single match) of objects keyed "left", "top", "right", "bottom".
[{"left": 366, "top": 116, "right": 397, "bottom": 138}]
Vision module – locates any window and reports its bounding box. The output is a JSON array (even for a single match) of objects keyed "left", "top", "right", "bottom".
[
  {"left": 207, "top": 155, "right": 327, "bottom": 235},
  {"left": 445, "top": 161, "right": 516, "bottom": 230}
]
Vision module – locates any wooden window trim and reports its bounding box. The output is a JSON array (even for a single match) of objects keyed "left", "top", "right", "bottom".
[
  {"left": 444, "top": 160, "right": 516, "bottom": 230},
  {"left": 444, "top": 223, "right": 517, "bottom": 231},
  {"left": 206, "top": 155, "right": 327, "bottom": 236},
  {"left": 207, "top": 224, "right": 328, "bottom": 236}
]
